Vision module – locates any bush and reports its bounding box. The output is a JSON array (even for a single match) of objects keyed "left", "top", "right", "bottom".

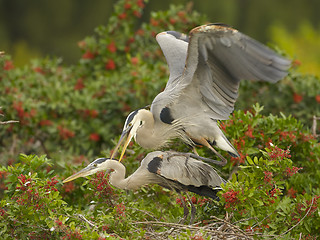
[
  {"left": 1, "top": 107, "right": 319, "bottom": 239},
  {"left": 0, "top": 0, "right": 319, "bottom": 239}
]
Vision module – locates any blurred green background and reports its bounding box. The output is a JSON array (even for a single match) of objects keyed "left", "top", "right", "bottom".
[{"left": 1, "top": 0, "right": 320, "bottom": 75}]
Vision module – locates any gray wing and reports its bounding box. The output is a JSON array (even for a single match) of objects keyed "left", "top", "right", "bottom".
[
  {"left": 155, "top": 31, "right": 189, "bottom": 90},
  {"left": 155, "top": 24, "right": 291, "bottom": 120},
  {"left": 142, "top": 151, "right": 226, "bottom": 188}
]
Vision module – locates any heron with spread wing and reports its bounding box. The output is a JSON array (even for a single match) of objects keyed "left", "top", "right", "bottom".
[
  {"left": 63, "top": 151, "right": 226, "bottom": 223},
  {"left": 111, "top": 23, "right": 291, "bottom": 165}
]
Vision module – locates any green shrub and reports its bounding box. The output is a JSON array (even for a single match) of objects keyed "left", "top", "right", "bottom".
[{"left": 0, "top": 0, "right": 319, "bottom": 239}]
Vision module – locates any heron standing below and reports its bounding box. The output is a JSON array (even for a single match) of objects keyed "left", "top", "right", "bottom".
[
  {"left": 63, "top": 151, "right": 226, "bottom": 223},
  {"left": 111, "top": 23, "right": 291, "bottom": 165}
]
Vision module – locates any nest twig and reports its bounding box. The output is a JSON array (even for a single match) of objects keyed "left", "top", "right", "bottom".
[{"left": 134, "top": 216, "right": 256, "bottom": 240}]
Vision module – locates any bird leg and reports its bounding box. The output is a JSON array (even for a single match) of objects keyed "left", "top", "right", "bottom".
[
  {"left": 186, "top": 192, "right": 196, "bottom": 225},
  {"left": 192, "top": 147, "right": 199, "bottom": 156},
  {"left": 191, "top": 137, "right": 228, "bottom": 166},
  {"left": 177, "top": 193, "right": 189, "bottom": 224}
]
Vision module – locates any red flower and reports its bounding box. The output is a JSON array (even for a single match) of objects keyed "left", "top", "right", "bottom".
[
  {"left": 74, "top": 78, "right": 85, "bottom": 90},
  {"left": 89, "top": 133, "right": 100, "bottom": 142},
  {"left": 136, "top": 29, "right": 144, "bottom": 36},
  {"left": 150, "top": 18, "right": 159, "bottom": 26},
  {"left": 82, "top": 51, "right": 95, "bottom": 59},
  {"left": 177, "top": 11, "right": 186, "bottom": 18},
  {"left": 131, "top": 57, "right": 139, "bottom": 65},
  {"left": 39, "top": 119, "right": 52, "bottom": 126},
  {"left": 287, "top": 187, "right": 297, "bottom": 198},
  {"left": 286, "top": 166, "right": 303, "bottom": 177},
  {"left": 268, "top": 145, "right": 291, "bottom": 160},
  {"left": 316, "top": 95, "right": 320, "bottom": 103},
  {"left": 133, "top": 10, "right": 142, "bottom": 18},
  {"left": 107, "top": 41, "right": 117, "bottom": 53},
  {"left": 105, "top": 59, "right": 116, "bottom": 70},
  {"left": 62, "top": 182, "right": 75, "bottom": 193},
  {"left": 90, "top": 109, "right": 98, "bottom": 118},
  {"left": 124, "top": 3, "right": 131, "bottom": 9},
  {"left": 13, "top": 101, "right": 25, "bottom": 118},
  {"left": 137, "top": 0, "right": 145, "bottom": 8},
  {"left": 33, "top": 67, "right": 45, "bottom": 74},
  {"left": 292, "top": 59, "right": 301, "bottom": 68},
  {"left": 118, "top": 12, "right": 127, "bottom": 19},
  {"left": 245, "top": 125, "right": 254, "bottom": 138},
  {"left": 293, "top": 93, "right": 303, "bottom": 103},
  {"left": 3, "top": 60, "right": 14, "bottom": 70},
  {"left": 264, "top": 171, "right": 273, "bottom": 183},
  {"left": 57, "top": 126, "right": 75, "bottom": 140},
  {"left": 222, "top": 190, "right": 239, "bottom": 209},
  {"left": 169, "top": 18, "right": 176, "bottom": 24}
]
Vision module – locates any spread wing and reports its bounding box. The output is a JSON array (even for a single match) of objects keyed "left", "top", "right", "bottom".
[
  {"left": 143, "top": 151, "right": 225, "bottom": 188},
  {"left": 155, "top": 23, "right": 291, "bottom": 120},
  {"left": 155, "top": 31, "right": 189, "bottom": 91}
]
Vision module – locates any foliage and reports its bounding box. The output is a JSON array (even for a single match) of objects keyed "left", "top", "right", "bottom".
[
  {"left": 1, "top": 107, "right": 319, "bottom": 239},
  {"left": 0, "top": 0, "right": 320, "bottom": 239}
]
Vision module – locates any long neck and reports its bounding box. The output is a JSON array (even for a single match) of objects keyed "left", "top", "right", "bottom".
[
  {"left": 135, "top": 110, "right": 187, "bottom": 149},
  {"left": 105, "top": 160, "right": 146, "bottom": 190},
  {"left": 104, "top": 160, "right": 130, "bottom": 190}
]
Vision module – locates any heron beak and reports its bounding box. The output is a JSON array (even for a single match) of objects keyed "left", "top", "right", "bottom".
[
  {"left": 110, "top": 125, "right": 134, "bottom": 162},
  {"left": 63, "top": 166, "right": 94, "bottom": 183}
]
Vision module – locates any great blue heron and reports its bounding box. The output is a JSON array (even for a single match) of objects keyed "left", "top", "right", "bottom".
[
  {"left": 63, "top": 151, "right": 226, "bottom": 223},
  {"left": 111, "top": 23, "right": 291, "bottom": 165}
]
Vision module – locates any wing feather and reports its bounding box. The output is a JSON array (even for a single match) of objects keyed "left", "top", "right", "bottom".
[
  {"left": 153, "top": 24, "right": 291, "bottom": 120},
  {"left": 144, "top": 152, "right": 225, "bottom": 188}
]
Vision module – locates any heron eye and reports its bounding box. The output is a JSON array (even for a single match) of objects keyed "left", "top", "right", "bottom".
[
  {"left": 139, "top": 121, "right": 143, "bottom": 126},
  {"left": 93, "top": 163, "right": 97, "bottom": 167},
  {"left": 128, "top": 122, "right": 133, "bottom": 127}
]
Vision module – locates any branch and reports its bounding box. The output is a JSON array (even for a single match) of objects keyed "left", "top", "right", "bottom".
[
  {"left": 277, "top": 197, "right": 315, "bottom": 238},
  {"left": 75, "top": 214, "right": 97, "bottom": 229},
  {"left": 0, "top": 120, "right": 19, "bottom": 125},
  {"left": 312, "top": 116, "right": 320, "bottom": 137}
]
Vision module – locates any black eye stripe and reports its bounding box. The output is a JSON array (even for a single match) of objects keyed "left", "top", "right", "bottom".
[
  {"left": 124, "top": 110, "right": 138, "bottom": 127},
  {"left": 90, "top": 158, "right": 107, "bottom": 165}
]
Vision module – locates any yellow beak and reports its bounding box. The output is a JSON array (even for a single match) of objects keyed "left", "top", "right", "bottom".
[
  {"left": 110, "top": 126, "right": 134, "bottom": 162},
  {"left": 63, "top": 167, "right": 92, "bottom": 183}
]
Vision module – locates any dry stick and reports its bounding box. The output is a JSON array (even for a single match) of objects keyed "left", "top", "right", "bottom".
[
  {"left": 75, "top": 214, "right": 97, "bottom": 229},
  {"left": 312, "top": 115, "right": 320, "bottom": 137},
  {"left": 133, "top": 221, "right": 254, "bottom": 239},
  {"left": 0, "top": 120, "right": 19, "bottom": 125},
  {"left": 210, "top": 215, "right": 249, "bottom": 237},
  {"left": 276, "top": 197, "right": 315, "bottom": 238}
]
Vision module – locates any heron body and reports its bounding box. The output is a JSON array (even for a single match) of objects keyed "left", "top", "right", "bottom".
[
  {"left": 63, "top": 151, "right": 226, "bottom": 200},
  {"left": 112, "top": 23, "right": 291, "bottom": 164}
]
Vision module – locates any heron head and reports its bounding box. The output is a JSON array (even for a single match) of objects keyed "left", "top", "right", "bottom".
[
  {"left": 110, "top": 109, "right": 145, "bottom": 162},
  {"left": 63, "top": 158, "right": 110, "bottom": 183}
]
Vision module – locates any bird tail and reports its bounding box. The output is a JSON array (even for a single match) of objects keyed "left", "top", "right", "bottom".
[
  {"left": 214, "top": 132, "right": 240, "bottom": 158},
  {"left": 187, "top": 185, "right": 222, "bottom": 200}
]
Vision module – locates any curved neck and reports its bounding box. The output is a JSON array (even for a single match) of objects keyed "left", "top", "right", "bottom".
[
  {"left": 103, "top": 160, "right": 129, "bottom": 190},
  {"left": 103, "top": 160, "right": 146, "bottom": 190}
]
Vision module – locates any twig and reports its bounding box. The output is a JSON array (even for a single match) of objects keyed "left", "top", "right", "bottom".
[
  {"left": 210, "top": 215, "right": 248, "bottom": 236},
  {"left": 134, "top": 221, "right": 254, "bottom": 239},
  {"left": 75, "top": 214, "right": 97, "bottom": 229},
  {"left": 312, "top": 116, "right": 320, "bottom": 137},
  {"left": 276, "top": 197, "right": 315, "bottom": 238},
  {"left": 0, "top": 120, "right": 19, "bottom": 125}
]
